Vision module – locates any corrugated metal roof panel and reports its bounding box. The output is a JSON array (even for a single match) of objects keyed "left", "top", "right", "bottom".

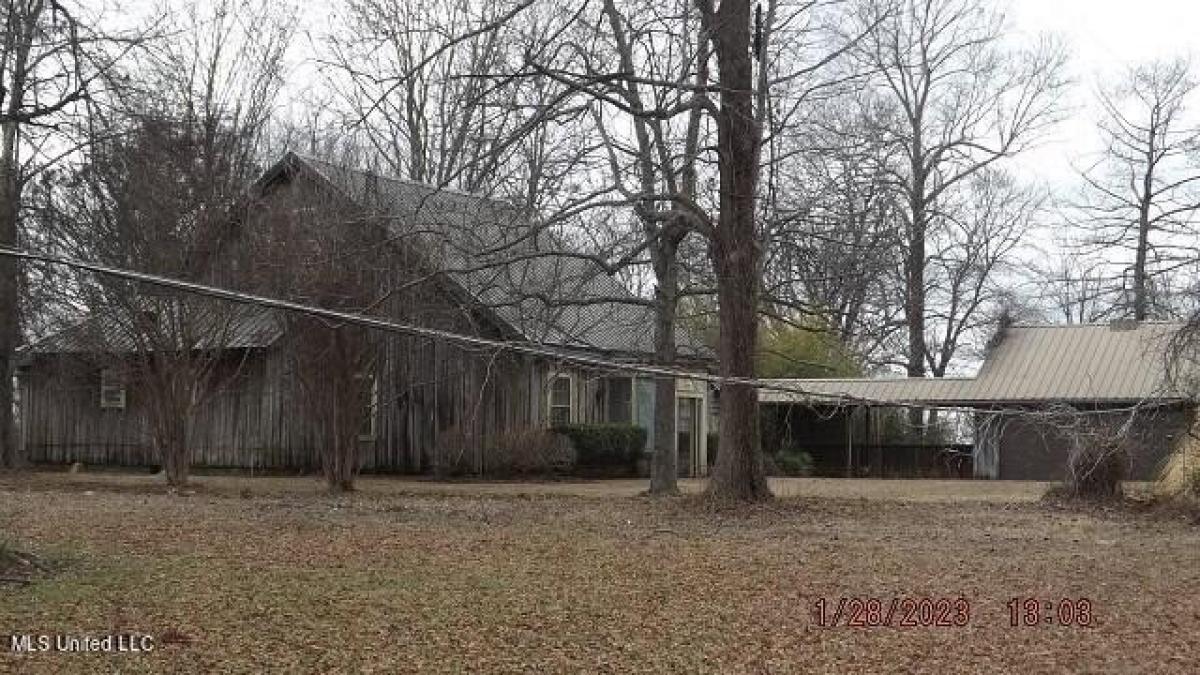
[
  {"left": 25, "top": 306, "right": 281, "bottom": 354},
  {"left": 973, "top": 321, "right": 1181, "bottom": 402},
  {"left": 760, "top": 377, "right": 978, "bottom": 405},
  {"left": 762, "top": 322, "right": 1188, "bottom": 406}
]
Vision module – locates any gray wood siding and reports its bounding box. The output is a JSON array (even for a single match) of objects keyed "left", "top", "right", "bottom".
[{"left": 17, "top": 166, "right": 652, "bottom": 472}]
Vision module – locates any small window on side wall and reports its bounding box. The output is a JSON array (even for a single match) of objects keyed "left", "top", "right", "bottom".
[
  {"left": 99, "top": 369, "right": 126, "bottom": 410},
  {"left": 549, "top": 374, "right": 572, "bottom": 427}
]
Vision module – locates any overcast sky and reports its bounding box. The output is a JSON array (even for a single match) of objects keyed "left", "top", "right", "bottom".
[{"left": 1008, "top": 0, "right": 1199, "bottom": 189}]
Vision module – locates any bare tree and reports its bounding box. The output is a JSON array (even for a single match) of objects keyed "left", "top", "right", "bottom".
[
  {"left": 327, "top": 0, "right": 703, "bottom": 494},
  {"left": 525, "top": 0, "right": 866, "bottom": 499},
  {"left": 321, "top": 0, "right": 876, "bottom": 499},
  {"left": 1027, "top": 252, "right": 1113, "bottom": 324},
  {"left": 243, "top": 188, "right": 385, "bottom": 492},
  {"left": 576, "top": 0, "right": 714, "bottom": 494},
  {"left": 854, "top": 0, "right": 1067, "bottom": 379},
  {"left": 923, "top": 169, "right": 1043, "bottom": 376},
  {"left": 692, "top": 0, "right": 771, "bottom": 499},
  {"left": 0, "top": 0, "right": 141, "bottom": 468},
  {"left": 539, "top": 0, "right": 776, "bottom": 498},
  {"left": 40, "top": 0, "right": 291, "bottom": 485},
  {"left": 1075, "top": 57, "right": 1200, "bottom": 321},
  {"left": 323, "top": 0, "right": 590, "bottom": 205},
  {"left": 763, "top": 100, "right": 905, "bottom": 365}
]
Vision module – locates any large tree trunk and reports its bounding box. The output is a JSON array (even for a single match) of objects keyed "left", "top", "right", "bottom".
[
  {"left": 0, "top": 0, "right": 40, "bottom": 472},
  {"left": 707, "top": 0, "right": 769, "bottom": 501},
  {"left": 905, "top": 158, "right": 928, "bottom": 379},
  {"left": 649, "top": 245, "right": 680, "bottom": 495},
  {"left": 0, "top": 205, "right": 17, "bottom": 470},
  {"left": 905, "top": 163, "right": 928, "bottom": 434},
  {"left": 0, "top": 124, "right": 22, "bottom": 470}
]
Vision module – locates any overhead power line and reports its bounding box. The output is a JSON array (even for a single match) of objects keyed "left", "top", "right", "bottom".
[{"left": 0, "top": 245, "right": 1177, "bottom": 418}]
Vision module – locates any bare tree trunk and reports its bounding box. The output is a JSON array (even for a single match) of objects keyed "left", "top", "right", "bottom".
[
  {"left": 904, "top": 150, "right": 929, "bottom": 434},
  {"left": 649, "top": 243, "right": 679, "bottom": 494},
  {"left": 905, "top": 198, "right": 927, "bottom": 378},
  {"left": 0, "top": 186, "right": 17, "bottom": 470},
  {"left": 163, "top": 426, "right": 189, "bottom": 487},
  {"left": 0, "top": 120, "right": 21, "bottom": 470},
  {"left": 1133, "top": 178, "right": 1153, "bottom": 321},
  {"left": 0, "top": 8, "right": 31, "bottom": 471},
  {"left": 706, "top": 0, "right": 769, "bottom": 501},
  {"left": 153, "top": 399, "right": 191, "bottom": 487},
  {"left": 323, "top": 374, "right": 360, "bottom": 493}
]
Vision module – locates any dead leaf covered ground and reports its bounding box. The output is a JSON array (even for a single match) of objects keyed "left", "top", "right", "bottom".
[{"left": 1, "top": 472, "right": 1197, "bottom": 674}]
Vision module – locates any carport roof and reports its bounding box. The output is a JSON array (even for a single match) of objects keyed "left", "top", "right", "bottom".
[{"left": 761, "top": 321, "right": 1190, "bottom": 407}]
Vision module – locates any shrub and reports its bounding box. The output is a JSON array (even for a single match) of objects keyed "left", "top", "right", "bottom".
[
  {"left": 554, "top": 424, "right": 646, "bottom": 473},
  {"left": 1066, "top": 438, "right": 1127, "bottom": 500},
  {"left": 487, "top": 427, "right": 574, "bottom": 477},
  {"left": 1188, "top": 466, "right": 1200, "bottom": 498},
  {"left": 433, "top": 426, "right": 574, "bottom": 477},
  {"left": 1157, "top": 423, "right": 1200, "bottom": 498},
  {"left": 431, "top": 425, "right": 476, "bottom": 477},
  {"left": 769, "top": 448, "right": 814, "bottom": 477}
]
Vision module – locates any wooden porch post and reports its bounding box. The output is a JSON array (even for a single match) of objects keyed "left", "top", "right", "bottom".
[
  {"left": 845, "top": 409, "right": 853, "bottom": 478},
  {"left": 864, "top": 405, "right": 872, "bottom": 478}
]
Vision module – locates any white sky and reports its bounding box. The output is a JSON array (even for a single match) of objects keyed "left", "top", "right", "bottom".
[
  {"left": 262, "top": 0, "right": 1200, "bottom": 194},
  {"left": 1008, "top": 0, "right": 1200, "bottom": 189},
  {"left": 115, "top": 0, "right": 1200, "bottom": 191}
]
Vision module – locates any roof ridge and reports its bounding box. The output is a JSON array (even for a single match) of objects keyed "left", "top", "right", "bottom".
[
  {"left": 1011, "top": 320, "right": 1184, "bottom": 329},
  {"left": 772, "top": 376, "right": 977, "bottom": 383},
  {"left": 289, "top": 151, "right": 511, "bottom": 205}
]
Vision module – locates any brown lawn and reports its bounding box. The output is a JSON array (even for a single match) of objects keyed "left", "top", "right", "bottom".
[{"left": 1, "top": 471, "right": 1197, "bottom": 674}]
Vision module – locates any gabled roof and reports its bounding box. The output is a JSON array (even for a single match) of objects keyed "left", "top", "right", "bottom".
[
  {"left": 265, "top": 153, "right": 711, "bottom": 360},
  {"left": 969, "top": 321, "right": 1182, "bottom": 403},
  {"left": 761, "top": 321, "right": 1189, "bottom": 406}
]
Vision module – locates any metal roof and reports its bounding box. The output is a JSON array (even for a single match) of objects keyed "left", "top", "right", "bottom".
[
  {"left": 23, "top": 306, "right": 281, "bottom": 355},
  {"left": 760, "top": 377, "right": 979, "bottom": 405},
  {"left": 284, "top": 154, "right": 712, "bottom": 360},
  {"left": 970, "top": 321, "right": 1182, "bottom": 403},
  {"left": 761, "top": 321, "right": 1189, "bottom": 406}
]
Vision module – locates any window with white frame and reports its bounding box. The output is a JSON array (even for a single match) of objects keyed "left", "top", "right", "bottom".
[
  {"left": 99, "top": 368, "right": 126, "bottom": 410},
  {"left": 548, "top": 374, "right": 572, "bottom": 427}
]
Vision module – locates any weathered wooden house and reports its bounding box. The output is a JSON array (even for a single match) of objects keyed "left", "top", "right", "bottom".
[
  {"left": 16, "top": 153, "right": 716, "bottom": 476},
  {"left": 760, "top": 321, "right": 1193, "bottom": 480}
]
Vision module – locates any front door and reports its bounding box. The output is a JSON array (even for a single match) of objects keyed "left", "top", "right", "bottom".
[{"left": 677, "top": 397, "right": 700, "bottom": 477}]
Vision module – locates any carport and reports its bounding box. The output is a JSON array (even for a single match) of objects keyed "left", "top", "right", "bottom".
[{"left": 760, "top": 321, "right": 1193, "bottom": 480}]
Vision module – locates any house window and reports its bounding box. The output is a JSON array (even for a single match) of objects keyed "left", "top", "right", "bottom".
[
  {"left": 605, "top": 377, "right": 633, "bottom": 423},
  {"left": 356, "top": 373, "right": 378, "bottom": 441},
  {"left": 549, "top": 374, "right": 572, "bottom": 427},
  {"left": 99, "top": 369, "right": 126, "bottom": 410}
]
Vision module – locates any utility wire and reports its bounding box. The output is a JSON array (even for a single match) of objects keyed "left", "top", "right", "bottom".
[{"left": 0, "top": 245, "right": 1180, "bottom": 418}]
